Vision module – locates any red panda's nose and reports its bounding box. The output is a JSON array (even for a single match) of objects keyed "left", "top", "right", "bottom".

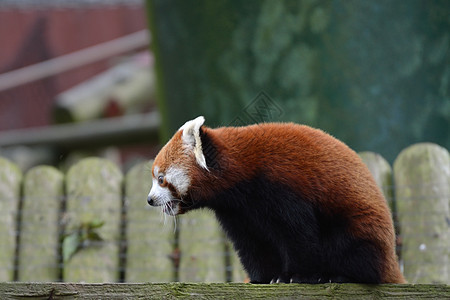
[{"left": 147, "top": 196, "right": 155, "bottom": 206}]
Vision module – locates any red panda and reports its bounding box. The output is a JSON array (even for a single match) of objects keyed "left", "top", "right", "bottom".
[{"left": 147, "top": 116, "right": 405, "bottom": 284}]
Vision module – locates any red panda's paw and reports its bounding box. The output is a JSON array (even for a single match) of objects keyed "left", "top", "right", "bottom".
[
  {"left": 271, "top": 274, "right": 323, "bottom": 284},
  {"left": 270, "top": 275, "right": 290, "bottom": 284},
  {"left": 291, "top": 275, "right": 352, "bottom": 284},
  {"left": 291, "top": 274, "right": 324, "bottom": 284}
]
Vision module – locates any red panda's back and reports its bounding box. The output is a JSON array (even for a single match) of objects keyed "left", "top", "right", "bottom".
[
  {"left": 215, "top": 123, "right": 380, "bottom": 204},
  {"left": 212, "top": 123, "right": 403, "bottom": 283}
]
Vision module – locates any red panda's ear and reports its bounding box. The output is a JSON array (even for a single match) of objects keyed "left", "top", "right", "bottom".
[{"left": 179, "top": 116, "right": 208, "bottom": 170}]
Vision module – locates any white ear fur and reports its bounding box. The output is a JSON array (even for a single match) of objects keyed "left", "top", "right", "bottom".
[{"left": 179, "top": 116, "right": 208, "bottom": 170}]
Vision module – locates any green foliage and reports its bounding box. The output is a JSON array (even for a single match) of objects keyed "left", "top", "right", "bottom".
[{"left": 62, "top": 219, "right": 105, "bottom": 263}]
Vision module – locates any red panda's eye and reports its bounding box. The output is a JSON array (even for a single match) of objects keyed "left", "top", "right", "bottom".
[{"left": 158, "top": 175, "right": 164, "bottom": 185}]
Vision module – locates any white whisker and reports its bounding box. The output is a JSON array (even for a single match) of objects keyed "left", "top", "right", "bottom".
[
  {"left": 172, "top": 209, "right": 177, "bottom": 233},
  {"left": 164, "top": 203, "right": 169, "bottom": 225}
]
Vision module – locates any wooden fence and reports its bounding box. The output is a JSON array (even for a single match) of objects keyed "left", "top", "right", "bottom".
[{"left": 0, "top": 143, "right": 449, "bottom": 285}]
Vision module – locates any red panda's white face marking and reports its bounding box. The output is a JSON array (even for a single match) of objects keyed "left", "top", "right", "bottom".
[
  {"left": 165, "top": 166, "right": 190, "bottom": 195},
  {"left": 148, "top": 165, "right": 191, "bottom": 216}
]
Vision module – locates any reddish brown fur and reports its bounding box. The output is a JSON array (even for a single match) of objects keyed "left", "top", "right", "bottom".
[{"left": 154, "top": 122, "right": 405, "bottom": 283}]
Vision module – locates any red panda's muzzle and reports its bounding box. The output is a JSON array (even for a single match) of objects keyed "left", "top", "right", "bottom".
[
  {"left": 147, "top": 195, "right": 186, "bottom": 216},
  {"left": 164, "top": 199, "right": 183, "bottom": 216}
]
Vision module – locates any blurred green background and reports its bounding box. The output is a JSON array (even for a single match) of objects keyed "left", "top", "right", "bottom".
[{"left": 147, "top": 0, "right": 449, "bottom": 162}]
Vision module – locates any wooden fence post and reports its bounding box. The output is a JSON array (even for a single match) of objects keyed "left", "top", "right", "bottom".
[
  {"left": 124, "top": 161, "right": 174, "bottom": 282},
  {"left": 63, "top": 158, "right": 123, "bottom": 282},
  {"left": 0, "top": 157, "right": 22, "bottom": 281},
  {"left": 229, "top": 242, "right": 248, "bottom": 282},
  {"left": 359, "top": 152, "right": 394, "bottom": 210},
  {"left": 178, "top": 210, "right": 227, "bottom": 282},
  {"left": 394, "top": 143, "right": 450, "bottom": 283},
  {"left": 17, "top": 166, "right": 64, "bottom": 281},
  {"left": 359, "top": 151, "right": 402, "bottom": 261}
]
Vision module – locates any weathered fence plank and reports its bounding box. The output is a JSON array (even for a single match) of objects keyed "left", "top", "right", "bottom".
[
  {"left": 124, "top": 161, "right": 174, "bottom": 282},
  {"left": 229, "top": 242, "right": 248, "bottom": 282},
  {"left": 17, "top": 166, "right": 64, "bottom": 281},
  {"left": 394, "top": 143, "right": 450, "bottom": 284},
  {"left": 359, "top": 151, "right": 401, "bottom": 261},
  {"left": 0, "top": 157, "right": 22, "bottom": 281},
  {"left": 359, "top": 152, "right": 394, "bottom": 209},
  {"left": 178, "top": 210, "right": 227, "bottom": 282},
  {"left": 0, "top": 282, "right": 449, "bottom": 299},
  {"left": 64, "top": 158, "right": 123, "bottom": 282}
]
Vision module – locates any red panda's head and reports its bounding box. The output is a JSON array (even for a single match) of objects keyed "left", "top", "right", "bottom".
[{"left": 147, "top": 116, "right": 209, "bottom": 215}]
